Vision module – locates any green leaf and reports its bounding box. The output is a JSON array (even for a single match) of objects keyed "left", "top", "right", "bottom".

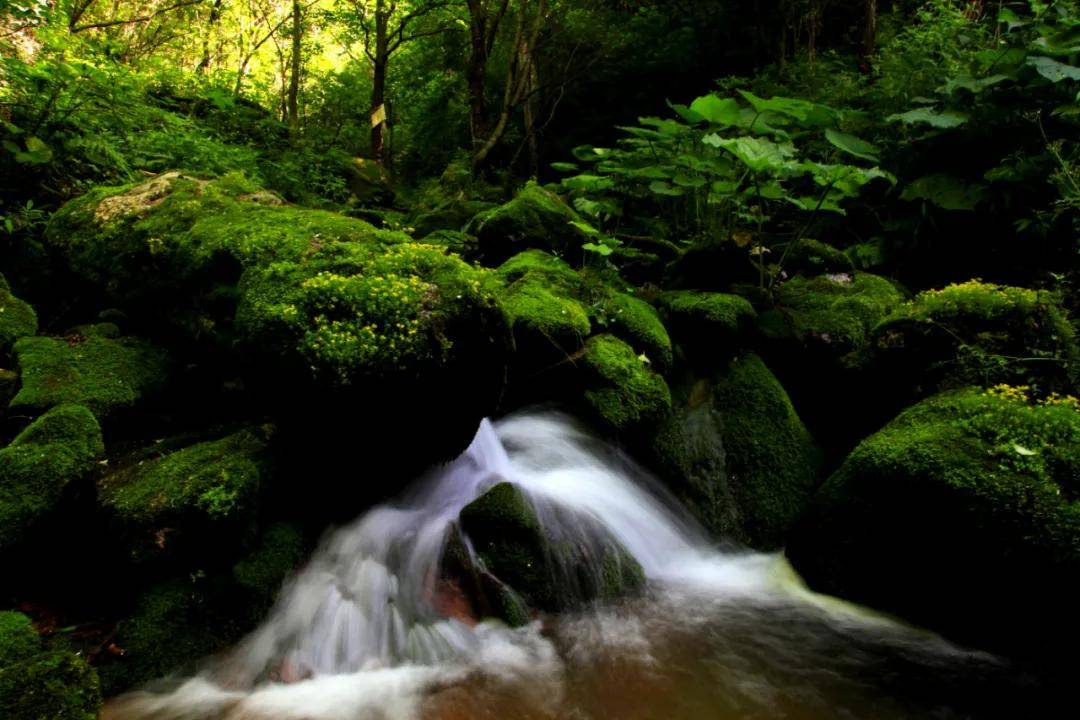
[
  {"left": 901, "top": 174, "right": 985, "bottom": 210},
  {"left": 648, "top": 180, "right": 686, "bottom": 197},
  {"left": 1027, "top": 55, "right": 1080, "bottom": 83},
  {"left": 887, "top": 107, "right": 970, "bottom": 128},
  {"left": 940, "top": 74, "right": 1010, "bottom": 95},
  {"left": 667, "top": 101, "right": 705, "bottom": 124},
  {"left": 582, "top": 242, "right": 615, "bottom": 256},
  {"left": 824, "top": 129, "right": 880, "bottom": 162},
  {"left": 689, "top": 95, "right": 742, "bottom": 126},
  {"left": 672, "top": 173, "right": 707, "bottom": 188},
  {"left": 737, "top": 91, "right": 838, "bottom": 127},
  {"left": 551, "top": 162, "right": 579, "bottom": 172},
  {"left": 704, "top": 135, "right": 797, "bottom": 173},
  {"left": 569, "top": 220, "right": 601, "bottom": 237},
  {"left": 997, "top": 8, "right": 1028, "bottom": 31}
]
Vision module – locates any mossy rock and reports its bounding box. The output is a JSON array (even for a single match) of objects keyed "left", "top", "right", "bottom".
[
  {"left": 0, "top": 404, "right": 104, "bottom": 551},
  {"left": 491, "top": 250, "right": 591, "bottom": 356},
  {"left": 658, "top": 291, "right": 757, "bottom": 365},
  {"left": 98, "top": 427, "right": 271, "bottom": 564},
  {"left": 759, "top": 272, "right": 905, "bottom": 364},
  {"left": 710, "top": 354, "right": 822, "bottom": 548},
  {"left": 9, "top": 332, "right": 169, "bottom": 420},
  {"left": 0, "top": 611, "right": 102, "bottom": 720},
  {"left": 46, "top": 172, "right": 510, "bottom": 467},
  {"left": 787, "top": 387, "right": 1080, "bottom": 657},
  {"left": 781, "top": 238, "right": 854, "bottom": 277},
  {"left": 232, "top": 522, "right": 306, "bottom": 622},
  {"left": 467, "top": 182, "right": 587, "bottom": 265},
  {"left": 581, "top": 334, "right": 671, "bottom": 434},
  {"left": 459, "top": 482, "right": 644, "bottom": 618},
  {"left": 0, "top": 368, "right": 18, "bottom": 407},
  {"left": 98, "top": 578, "right": 240, "bottom": 694},
  {"left": 871, "top": 280, "right": 1079, "bottom": 397},
  {"left": 599, "top": 292, "right": 673, "bottom": 372},
  {"left": 0, "top": 275, "right": 37, "bottom": 355},
  {"left": 420, "top": 229, "right": 479, "bottom": 257}
]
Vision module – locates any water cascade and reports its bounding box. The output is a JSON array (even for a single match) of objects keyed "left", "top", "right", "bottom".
[{"left": 103, "top": 412, "right": 1035, "bottom": 720}]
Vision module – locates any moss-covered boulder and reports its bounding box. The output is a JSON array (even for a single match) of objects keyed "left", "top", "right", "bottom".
[
  {"left": 459, "top": 482, "right": 644, "bottom": 621},
  {"left": 581, "top": 334, "right": 671, "bottom": 435},
  {"left": 0, "top": 367, "right": 18, "bottom": 407},
  {"left": 787, "top": 387, "right": 1080, "bottom": 657},
  {"left": 0, "top": 404, "right": 104, "bottom": 551},
  {"left": 9, "top": 331, "right": 169, "bottom": 421},
  {"left": 0, "top": 611, "right": 102, "bottom": 720},
  {"left": 98, "top": 427, "right": 271, "bottom": 564},
  {"left": 871, "top": 280, "right": 1079, "bottom": 397},
  {"left": 231, "top": 522, "right": 306, "bottom": 623},
  {"left": 467, "top": 182, "right": 587, "bottom": 265},
  {"left": 0, "top": 274, "right": 37, "bottom": 355},
  {"left": 599, "top": 292, "right": 673, "bottom": 372},
  {"left": 781, "top": 238, "right": 854, "bottom": 277},
  {"left": 670, "top": 355, "right": 821, "bottom": 548},
  {"left": 658, "top": 291, "right": 757, "bottom": 365},
  {"left": 45, "top": 171, "right": 510, "bottom": 467},
  {"left": 759, "top": 272, "right": 905, "bottom": 364}
]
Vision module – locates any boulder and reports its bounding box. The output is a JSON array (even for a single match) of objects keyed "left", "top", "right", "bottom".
[
  {"left": 0, "top": 611, "right": 102, "bottom": 720},
  {"left": 781, "top": 238, "right": 854, "bottom": 277},
  {"left": 581, "top": 334, "right": 671, "bottom": 435},
  {"left": 467, "top": 182, "right": 588, "bottom": 265},
  {"left": 0, "top": 404, "right": 104, "bottom": 552},
  {"left": 9, "top": 331, "right": 169, "bottom": 421},
  {"left": 871, "top": 280, "right": 1079, "bottom": 398},
  {"left": 97, "top": 427, "right": 272, "bottom": 564},
  {"left": 787, "top": 387, "right": 1080, "bottom": 657},
  {"left": 0, "top": 273, "right": 37, "bottom": 355},
  {"left": 657, "top": 290, "right": 757, "bottom": 366}
]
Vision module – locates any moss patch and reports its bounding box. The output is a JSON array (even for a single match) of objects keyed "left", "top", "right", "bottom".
[
  {"left": 491, "top": 250, "right": 591, "bottom": 352},
  {"left": 0, "top": 275, "right": 37, "bottom": 354},
  {"left": 0, "top": 404, "right": 104, "bottom": 551},
  {"left": 788, "top": 387, "right": 1080, "bottom": 656},
  {"left": 782, "top": 238, "right": 854, "bottom": 277},
  {"left": 711, "top": 354, "right": 822, "bottom": 548},
  {"left": 600, "top": 292, "right": 673, "bottom": 371},
  {"left": 467, "top": 181, "right": 587, "bottom": 265},
  {"left": 582, "top": 334, "right": 671, "bottom": 434},
  {"left": 872, "top": 280, "right": 1079, "bottom": 395},
  {"left": 232, "top": 523, "right": 306, "bottom": 620},
  {"left": 98, "top": 427, "right": 270, "bottom": 563},
  {"left": 0, "top": 611, "right": 40, "bottom": 665},
  {"left": 659, "top": 290, "right": 757, "bottom": 363},
  {"left": 9, "top": 333, "right": 169, "bottom": 420}
]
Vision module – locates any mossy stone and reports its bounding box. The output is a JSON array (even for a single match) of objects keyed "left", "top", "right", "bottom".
[
  {"left": 658, "top": 290, "right": 757, "bottom": 364},
  {"left": 0, "top": 278, "right": 37, "bottom": 354},
  {"left": 467, "top": 182, "right": 587, "bottom": 265},
  {"left": 491, "top": 251, "right": 591, "bottom": 352},
  {"left": 0, "top": 611, "right": 39, "bottom": 666},
  {"left": 872, "top": 280, "right": 1079, "bottom": 396},
  {"left": 97, "top": 428, "right": 271, "bottom": 563},
  {"left": 0, "top": 404, "right": 104, "bottom": 551},
  {"left": 9, "top": 333, "right": 169, "bottom": 420},
  {"left": 0, "top": 367, "right": 18, "bottom": 407},
  {"left": 601, "top": 292, "right": 673, "bottom": 372},
  {"left": 782, "top": 238, "right": 854, "bottom": 277},
  {"left": 232, "top": 522, "right": 306, "bottom": 621},
  {"left": 582, "top": 334, "right": 671, "bottom": 434},
  {"left": 787, "top": 387, "right": 1080, "bottom": 657}
]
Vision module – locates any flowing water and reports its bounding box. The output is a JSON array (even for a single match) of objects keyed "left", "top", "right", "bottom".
[{"left": 103, "top": 412, "right": 1044, "bottom": 720}]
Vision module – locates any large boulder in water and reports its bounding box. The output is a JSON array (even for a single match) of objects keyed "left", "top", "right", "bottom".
[
  {"left": 0, "top": 404, "right": 104, "bottom": 552},
  {"left": 0, "top": 611, "right": 102, "bottom": 720},
  {"left": 458, "top": 482, "right": 645, "bottom": 622},
  {"left": 44, "top": 171, "right": 510, "bottom": 466},
  {"left": 787, "top": 387, "right": 1080, "bottom": 658}
]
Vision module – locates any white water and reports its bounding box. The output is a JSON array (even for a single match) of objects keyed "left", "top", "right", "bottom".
[{"left": 104, "top": 412, "right": 1016, "bottom": 720}]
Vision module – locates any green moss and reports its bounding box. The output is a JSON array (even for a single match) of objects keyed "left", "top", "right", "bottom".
[
  {"left": 712, "top": 354, "right": 822, "bottom": 548},
  {"left": 0, "top": 647, "right": 102, "bottom": 720},
  {"left": 782, "top": 238, "right": 854, "bottom": 277},
  {"left": 98, "top": 428, "right": 269, "bottom": 562},
  {"left": 0, "top": 368, "right": 17, "bottom": 406},
  {"left": 0, "top": 405, "right": 104, "bottom": 551},
  {"left": 460, "top": 483, "right": 553, "bottom": 610},
  {"left": 788, "top": 387, "right": 1080, "bottom": 655},
  {"left": 659, "top": 291, "right": 757, "bottom": 361},
  {"left": 760, "top": 272, "right": 905, "bottom": 362},
  {"left": 232, "top": 523, "right": 305, "bottom": 618},
  {"left": 600, "top": 293, "right": 673, "bottom": 371},
  {"left": 491, "top": 250, "right": 591, "bottom": 351},
  {"left": 582, "top": 334, "right": 672, "bottom": 433},
  {"left": 9, "top": 334, "right": 169, "bottom": 419},
  {"left": 873, "top": 280, "right": 1079, "bottom": 394},
  {"left": 419, "top": 229, "right": 478, "bottom": 256},
  {"left": 0, "top": 280, "right": 37, "bottom": 354},
  {"left": 0, "top": 612, "right": 40, "bottom": 667},
  {"left": 467, "top": 182, "right": 587, "bottom": 264},
  {"left": 599, "top": 545, "right": 646, "bottom": 599}
]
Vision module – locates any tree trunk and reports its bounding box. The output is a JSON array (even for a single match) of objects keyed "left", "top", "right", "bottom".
[
  {"left": 370, "top": 0, "right": 390, "bottom": 165},
  {"left": 287, "top": 0, "right": 302, "bottom": 133},
  {"left": 197, "top": 0, "right": 224, "bottom": 73},
  {"left": 467, "top": 19, "right": 491, "bottom": 151},
  {"left": 861, "top": 0, "right": 877, "bottom": 63}
]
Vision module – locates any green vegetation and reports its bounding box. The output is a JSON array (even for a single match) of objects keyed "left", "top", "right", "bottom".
[
  {"left": 582, "top": 334, "right": 672, "bottom": 434},
  {"left": 0, "top": 275, "right": 37, "bottom": 353}
]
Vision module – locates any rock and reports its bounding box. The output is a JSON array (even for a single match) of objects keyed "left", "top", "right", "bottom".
[
  {"left": 871, "top": 280, "right": 1079, "bottom": 398},
  {"left": 459, "top": 482, "right": 644, "bottom": 619},
  {"left": 0, "top": 404, "right": 104, "bottom": 552},
  {"left": 45, "top": 172, "right": 510, "bottom": 469},
  {"left": 0, "top": 273, "right": 37, "bottom": 355},
  {"left": 0, "top": 368, "right": 17, "bottom": 407},
  {"left": 346, "top": 158, "right": 393, "bottom": 205},
  {"left": 599, "top": 292, "right": 673, "bottom": 372},
  {"left": 97, "top": 427, "right": 271, "bottom": 564},
  {"left": 787, "top": 387, "right": 1080, "bottom": 657},
  {"left": 231, "top": 523, "right": 306, "bottom": 623},
  {"left": 467, "top": 182, "right": 588, "bottom": 265},
  {"left": 9, "top": 331, "right": 169, "bottom": 421},
  {"left": 657, "top": 290, "right": 757, "bottom": 366},
  {"left": 581, "top": 334, "right": 671, "bottom": 435},
  {"left": 420, "top": 229, "right": 479, "bottom": 258},
  {"left": 0, "top": 611, "right": 102, "bottom": 720},
  {"left": 781, "top": 238, "right": 854, "bottom": 277}
]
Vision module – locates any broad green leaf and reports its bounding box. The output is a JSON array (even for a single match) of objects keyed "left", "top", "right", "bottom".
[
  {"left": 901, "top": 174, "right": 985, "bottom": 210},
  {"left": 562, "top": 174, "right": 615, "bottom": 192},
  {"left": 689, "top": 95, "right": 742, "bottom": 126},
  {"left": 672, "top": 174, "right": 707, "bottom": 188},
  {"left": 649, "top": 180, "right": 685, "bottom": 196},
  {"left": 737, "top": 91, "right": 838, "bottom": 127},
  {"left": 569, "top": 220, "right": 600, "bottom": 237},
  {"left": 1027, "top": 55, "right": 1080, "bottom": 83},
  {"left": 668, "top": 101, "right": 705, "bottom": 124},
  {"left": 550, "top": 162, "right": 579, "bottom": 172},
  {"left": 997, "top": 8, "right": 1028, "bottom": 31},
  {"left": 704, "top": 135, "right": 797, "bottom": 173},
  {"left": 887, "top": 107, "right": 970, "bottom": 128},
  {"left": 824, "top": 129, "right": 880, "bottom": 162},
  {"left": 582, "top": 242, "right": 614, "bottom": 256},
  {"left": 941, "top": 74, "right": 1010, "bottom": 95}
]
